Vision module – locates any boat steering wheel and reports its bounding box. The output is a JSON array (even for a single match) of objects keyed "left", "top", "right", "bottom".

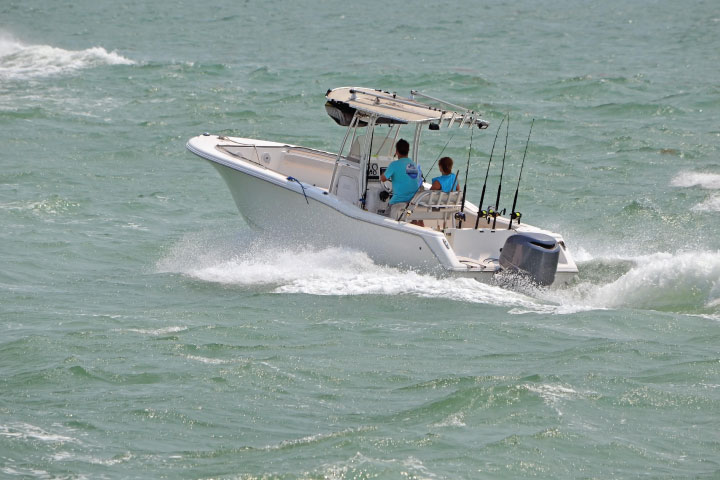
[{"left": 381, "top": 178, "right": 393, "bottom": 194}]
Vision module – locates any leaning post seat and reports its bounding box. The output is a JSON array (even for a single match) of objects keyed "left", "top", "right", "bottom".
[{"left": 402, "top": 190, "right": 463, "bottom": 227}]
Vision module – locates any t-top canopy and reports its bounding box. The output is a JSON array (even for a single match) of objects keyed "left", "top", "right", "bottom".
[{"left": 325, "top": 87, "right": 489, "bottom": 129}]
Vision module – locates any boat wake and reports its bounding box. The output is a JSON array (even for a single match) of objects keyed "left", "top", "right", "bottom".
[
  {"left": 0, "top": 32, "right": 134, "bottom": 81},
  {"left": 157, "top": 231, "right": 546, "bottom": 312},
  {"left": 158, "top": 231, "right": 720, "bottom": 318},
  {"left": 542, "top": 251, "right": 720, "bottom": 318}
]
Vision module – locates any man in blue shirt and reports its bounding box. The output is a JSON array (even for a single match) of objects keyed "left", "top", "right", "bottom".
[{"left": 380, "top": 139, "right": 422, "bottom": 221}]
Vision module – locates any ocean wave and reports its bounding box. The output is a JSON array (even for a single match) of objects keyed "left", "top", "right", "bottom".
[
  {"left": 115, "top": 326, "right": 188, "bottom": 336},
  {"left": 671, "top": 171, "right": 720, "bottom": 212},
  {"left": 0, "top": 422, "right": 80, "bottom": 444},
  {"left": 671, "top": 171, "right": 720, "bottom": 190},
  {"left": 0, "top": 33, "right": 134, "bottom": 81},
  {"left": 691, "top": 195, "right": 720, "bottom": 212},
  {"left": 321, "top": 452, "right": 438, "bottom": 480}
]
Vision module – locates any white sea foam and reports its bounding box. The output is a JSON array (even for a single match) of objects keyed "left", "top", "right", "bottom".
[
  {"left": 0, "top": 423, "right": 80, "bottom": 444},
  {"left": 691, "top": 194, "right": 720, "bottom": 212},
  {"left": 159, "top": 231, "right": 720, "bottom": 316},
  {"left": 157, "top": 233, "right": 549, "bottom": 313},
  {"left": 0, "top": 32, "right": 133, "bottom": 80},
  {"left": 671, "top": 171, "right": 720, "bottom": 212},
  {"left": 51, "top": 451, "right": 133, "bottom": 466},
  {"left": 590, "top": 252, "right": 720, "bottom": 310},
  {"left": 542, "top": 251, "right": 720, "bottom": 314},
  {"left": 322, "top": 452, "right": 438, "bottom": 480},
  {"left": 117, "top": 326, "right": 188, "bottom": 336},
  {"left": 184, "top": 355, "right": 234, "bottom": 365},
  {"left": 671, "top": 171, "right": 720, "bottom": 190},
  {"left": 525, "top": 383, "right": 580, "bottom": 403},
  {"left": 432, "top": 412, "right": 467, "bottom": 428}
]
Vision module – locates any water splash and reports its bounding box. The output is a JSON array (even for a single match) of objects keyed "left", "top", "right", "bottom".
[
  {"left": 157, "top": 231, "right": 546, "bottom": 312},
  {"left": 0, "top": 32, "right": 134, "bottom": 81},
  {"left": 543, "top": 251, "right": 720, "bottom": 315},
  {"left": 159, "top": 231, "right": 720, "bottom": 316}
]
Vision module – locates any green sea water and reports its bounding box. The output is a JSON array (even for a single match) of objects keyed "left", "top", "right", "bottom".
[{"left": 1, "top": 1, "right": 720, "bottom": 478}]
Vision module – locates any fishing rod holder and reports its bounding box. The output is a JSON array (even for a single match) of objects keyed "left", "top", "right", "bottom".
[
  {"left": 484, "top": 207, "right": 505, "bottom": 224},
  {"left": 487, "top": 207, "right": 505, "bottom": 217}
]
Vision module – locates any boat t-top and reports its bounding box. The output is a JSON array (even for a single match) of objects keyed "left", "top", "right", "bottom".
[{"left": 186, "top": 87, "right": 578, "bottom": 285}]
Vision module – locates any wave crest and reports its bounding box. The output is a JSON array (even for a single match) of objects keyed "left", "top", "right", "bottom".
[
  {"left": 671, "top": 171, "right": 720, "bottom": 212},
  {"left": 0, "top": 33, "right": 134, "bottom": 80},
  {"left": 671, "top": 172, "right": 720, "bottom": 190}
]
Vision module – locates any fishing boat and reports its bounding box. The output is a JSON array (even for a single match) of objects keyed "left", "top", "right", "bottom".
[{"left": 186, "top": 87, "right": 579, "bottom": 285}]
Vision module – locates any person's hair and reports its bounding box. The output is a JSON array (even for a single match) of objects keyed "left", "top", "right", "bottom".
[
  {"left": 396, "top": 139, "right": 410, "bottom": 157},
  {"left": 438, "top": 156, "right": 453, "bottom": 175}
]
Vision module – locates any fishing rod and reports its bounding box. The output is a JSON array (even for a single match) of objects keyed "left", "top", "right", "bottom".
[
  {"left": 362, "top": 128, "right": 375, "bottom": 209},
  {"left": 474, "top": 114, "right": 506, "bottom": 229},
  {"left": 457, "top": 125, "right": 474, "bottom": 228},
  {"left": 508, "top": 118, "right": 534, "bottom": 230},
  {"left": 423, "top": 133, "right": 455, "bottom": 182},
  {"left": 491, "top": 114, "right": 509, "bottom": 230}
]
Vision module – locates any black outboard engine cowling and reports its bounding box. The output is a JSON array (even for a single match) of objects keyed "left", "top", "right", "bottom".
[{"left": 499, "top": 232, "right": 560, "bottom": 286}]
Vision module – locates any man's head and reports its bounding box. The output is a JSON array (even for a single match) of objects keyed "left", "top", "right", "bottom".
[
  {"left": 395, "top": 139, "right": 410, "bottom": 158},
  {"left": 438, "top": 156, "right": 453, "bottom": 175}
]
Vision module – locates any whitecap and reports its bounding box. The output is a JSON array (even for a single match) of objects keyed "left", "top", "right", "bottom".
[
  {"left": 0, "top": 32, "right": 134, "bottom": 81},
  {"left": 432, "top": 412, "right": 467, "bottom": 428},
  {"left": 183, "top": 355, "right": 233, "bottom": 365},
  {"left": 691, "top": 194, "right": 720, "bottom": 212},
  {"left": 116, "top": 326, "right": 188, "bottom": 336},
  {"left": 0, "top": 423, "right": 80, "bottom": 444},
  {"left": 670, "top": 171, "right": 720, "bottom": 190},
  {"left": 671, "top": 171, "right": 720, "bottom": 211}
]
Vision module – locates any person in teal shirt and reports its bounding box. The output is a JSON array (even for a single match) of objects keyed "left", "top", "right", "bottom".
[
  {"left": 431, "top": 156, "right": 460, "bottom": 192},
  {"left": 381, "top": 139, "right": 423, "bottom": 220}
]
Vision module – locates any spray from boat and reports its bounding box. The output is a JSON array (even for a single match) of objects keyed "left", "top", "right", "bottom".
[{"left": 157, "top": 229, "right": 720, "bottom": 318}]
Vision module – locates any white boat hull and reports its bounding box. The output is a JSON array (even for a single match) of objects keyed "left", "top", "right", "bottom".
[
  {"left": 211, "top": 161, "right": 450, "bottom": 272},
  {"left": 187, "top": 134, "right": 579, "bottom": 285}
]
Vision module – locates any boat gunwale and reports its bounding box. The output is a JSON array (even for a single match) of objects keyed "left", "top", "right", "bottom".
[{"left": 186, "top": 135, "right": 456, "bottom": 247}]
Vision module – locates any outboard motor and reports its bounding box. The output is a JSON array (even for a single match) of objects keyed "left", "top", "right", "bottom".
[{"left": 499, "top": 232, "right": 560, "bottom": 286}]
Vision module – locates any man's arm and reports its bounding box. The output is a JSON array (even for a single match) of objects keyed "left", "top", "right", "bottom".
[{"left": 380, "top": 162, "right": 394, "bottom": 183}]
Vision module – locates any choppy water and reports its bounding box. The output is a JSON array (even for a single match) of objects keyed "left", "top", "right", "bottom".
[{"left": 2, "top": 1, "right": 719, "bottom": 478}]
